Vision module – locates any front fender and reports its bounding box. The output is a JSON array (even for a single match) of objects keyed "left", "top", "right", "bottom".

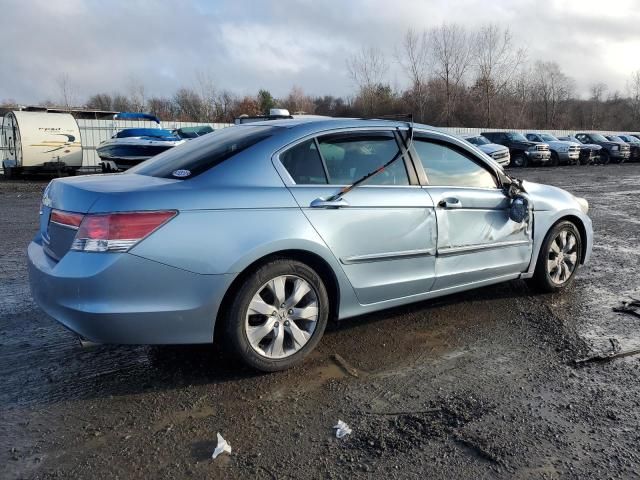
[{"left": 521, "top": 208, "right": 593, "bottom": 278}]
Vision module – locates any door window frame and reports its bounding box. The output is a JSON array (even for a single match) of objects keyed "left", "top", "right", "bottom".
[
  {"left": 407, "top": 131, "right": 504, "bottom": 190},
  {"left": 272, "top": 127, "right": 420, "bottom": 187}
]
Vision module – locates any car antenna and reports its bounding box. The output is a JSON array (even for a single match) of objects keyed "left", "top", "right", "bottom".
[{"left": 327, "top": 115, "right": 415, "bottom": 202}]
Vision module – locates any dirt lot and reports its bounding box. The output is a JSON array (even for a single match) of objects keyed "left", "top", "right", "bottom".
[{"left": 1, "top": 164, "right": 639, "bottom": 479}]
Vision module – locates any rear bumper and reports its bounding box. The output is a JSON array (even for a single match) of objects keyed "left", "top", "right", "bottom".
[{"left": 28, "top": 239, "right": 233, "bottom": 344}]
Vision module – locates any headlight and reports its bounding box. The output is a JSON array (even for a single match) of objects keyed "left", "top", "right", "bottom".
[{"left": 612, "top": 145, "right": 619, "bottom": 151}]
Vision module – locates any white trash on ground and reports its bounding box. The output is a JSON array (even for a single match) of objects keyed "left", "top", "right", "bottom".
[
  {"left": 211, "top": 433, "right": 232, "bottom": 459},
  {"left": 333, "top": 420, "right": 352, "bottom": 438}
]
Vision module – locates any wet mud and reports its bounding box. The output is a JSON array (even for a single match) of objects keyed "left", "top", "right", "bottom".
[{"left": 1, "top": 164, "right": 639, "bottom": 479}]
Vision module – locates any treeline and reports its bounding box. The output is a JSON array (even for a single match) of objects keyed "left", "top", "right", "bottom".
[{"left": 5, "top": 24, "right": 640, "bottom": 130}]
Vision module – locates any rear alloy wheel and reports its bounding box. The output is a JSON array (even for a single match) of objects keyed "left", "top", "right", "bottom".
[
  {"left": 512, "top": 153, "right": 528, "bottom": 168},
  {"left": 529, "top": 221, "right": 582, "bottom": 293},
  {"left": 224, "top": 259, "right": 329, "bottom": 371}
]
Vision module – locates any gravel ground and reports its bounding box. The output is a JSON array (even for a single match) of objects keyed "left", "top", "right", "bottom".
[{"left": 1, "top": 164, "right": 639, "bottom": 479}]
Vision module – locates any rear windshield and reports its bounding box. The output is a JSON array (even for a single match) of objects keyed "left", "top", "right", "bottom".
[{"left": 129, "top": 125, "right": 277, "bottom": 179}]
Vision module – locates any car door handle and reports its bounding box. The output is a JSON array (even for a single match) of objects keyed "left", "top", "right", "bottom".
[
  {"left": 438, "top": 197, "right": 462, "bottom": 209},
  {"left": 310, "top": 197, "right": 350, "bottom": 209}
]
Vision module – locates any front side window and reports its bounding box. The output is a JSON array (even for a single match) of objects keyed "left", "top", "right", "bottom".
[
  {"left": 414, "top": 140, "right": 497, "bottom": 189},
  {"left": 316, "top": 132, "right": 409, "bottom": 185},
  {"left": 506, "top": 132, "right": 528, "bottom": 142}
]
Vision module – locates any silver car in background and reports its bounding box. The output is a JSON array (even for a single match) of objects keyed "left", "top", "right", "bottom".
[
  {"left": 463, "top": 134, "right": 511, "bottom": 166},
  {"left": 525, "top": 132, "right": 581, "bottom": 166},
  {"left": 28, "top": 118, "right": 593, "bottom": 372}
]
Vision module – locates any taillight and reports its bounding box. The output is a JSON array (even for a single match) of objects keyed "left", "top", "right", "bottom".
[
  {"left": 50, "top": 209, "right": 84, "bottom": 229},
  {"left": 71, "top": 211, "right": 177, "bottom": 252}
]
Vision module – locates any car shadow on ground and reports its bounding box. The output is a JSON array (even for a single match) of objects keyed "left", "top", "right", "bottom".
[{"left": 6, "top": 279, "right": 553, "bottom": 409}]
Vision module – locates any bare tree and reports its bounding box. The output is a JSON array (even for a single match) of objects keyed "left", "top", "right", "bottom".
[
  {"left": 283, "top": 86, "right": 315, "bottom": 114},
  {"left": 589, "top": 82, "right": 608, "bottom": 129},
  {"left": 56, "top": 73, "right": 77, "bottom": 110},
  {"left": 430, "top": 23, "right": 471, "bottom": 126},
  {"left": 86, "top": 93, "right": 113, "bottom": 111},
  {"left": 627, "top": 71, "right": 640, "bottom": 125},
  {"left": 127, "top": 77, "right": 146, "bottom": 112},
  {"left": 346, "top": 46, "right": 388, "bottom": 115},
  {"left": 473, "top": 24, "right": 526, "bottom": 126},
  {"left": 532, "top": 61, "right": 575, "bottom": 127},
  {"left": 397, "top": 29, "right": 430, "bottom": 121},
  {"left": 195, "top": 70, "right": 218, "bottom": 121}
]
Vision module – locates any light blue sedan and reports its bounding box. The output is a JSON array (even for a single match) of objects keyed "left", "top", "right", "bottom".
[{"left": 28, "top": 118, "right": 593, "bottom": 371}]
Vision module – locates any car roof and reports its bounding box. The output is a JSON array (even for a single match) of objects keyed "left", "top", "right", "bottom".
[{"left": 237, "top": 117, "right": 433, "bottom": 131}]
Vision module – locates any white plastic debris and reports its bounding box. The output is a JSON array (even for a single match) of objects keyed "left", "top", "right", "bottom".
[
  {"left": 333, "top": 420, "right": 352, "bottom": 439},
  {"left": 211, "top": 433, "right": 232, "bottom": 459}
]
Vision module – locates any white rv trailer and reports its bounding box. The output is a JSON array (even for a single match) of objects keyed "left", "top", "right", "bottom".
[{"left": 1, "top": 111, "right": 82, "bottom": 177}]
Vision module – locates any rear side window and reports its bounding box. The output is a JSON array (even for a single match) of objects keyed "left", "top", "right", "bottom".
[
  {"left": 280, "top": 140, "right": 328, "bottom": 184},
  {"left": 129, "top": 125, "right": 277, "bottom": 179},
  {"left": 317, "top": 132, "right": 409, "bottom": 185},
  {"left": 414, "top": 140, "right": 497, "bottom": 189}
]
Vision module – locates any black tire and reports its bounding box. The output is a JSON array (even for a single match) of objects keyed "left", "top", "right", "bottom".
[
  {"left": 615, "top": 155, "right": 625, "bottom": 164},
  {"left": 223, "top": 259, "right": 329, "bottom": 372},
  {"left": 3, "top": 166, "right": 13, "bottom": 179},
  {"left": 600, "top": 151, "right": 610, "bottom": 165},
  {"left": 549, "top": 152, "right": 560, "bottom": 167},
  {"left": 528, "top": 221, "right": 582, "bottom": 293},
  {"left": 512, "top": 153, "right": 528, "bottom": 168}
]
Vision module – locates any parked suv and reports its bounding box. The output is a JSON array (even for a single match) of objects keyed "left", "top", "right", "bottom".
[
  {"left": 481, "top": 131, "right": 551, "bottom": 167},
  {"left": 557, "top": 135, "right": 600, "bottom": 165},
  {"left": 462, "top": 135, "right": 511, "bottom": 167},
  {"left": 525, "top": 132, "right": 581, "bottom": 166},
  {"left": 574, "top": 133, "right": 629, "bottom": 164},
  {"left": 606, "top": 135, "right": 640, "bottom": 162}
]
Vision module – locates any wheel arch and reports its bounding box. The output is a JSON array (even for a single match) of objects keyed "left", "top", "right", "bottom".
[
  {"left": 213, "top": 249, "right": 341, "bottom": 342},
  {"left": 546, "top": 215, "right": 589, "bottom": 265}
]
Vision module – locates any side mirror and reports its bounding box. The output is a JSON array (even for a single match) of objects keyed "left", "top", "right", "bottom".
[{"left": 509, "top": 195, "right": 529, "bottom": 223}]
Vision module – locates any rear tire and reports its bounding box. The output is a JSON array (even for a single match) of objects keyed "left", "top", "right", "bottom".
[
  {"left": 528, "top": 221, "right": 582, "bottom": 293},
  {"left": 223, "top": 259, "right": 329, "bottom": 372}
]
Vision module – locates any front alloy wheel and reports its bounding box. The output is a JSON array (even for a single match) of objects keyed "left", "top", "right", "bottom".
[
  {"left": 529, "top": 221, "right": 582, "bottom": 292},
  {"left": 224, "top": 259, "right": 329, "bottom": 371},
  {"left": 546, "top": 230, "right": 579, "bottom": 285}
]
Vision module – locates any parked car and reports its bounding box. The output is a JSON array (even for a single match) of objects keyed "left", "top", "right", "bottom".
[
  {"left": 525, "top": 132, "right": 581, "bottom": 166},
  {"left": 462, "top": 135, "right": 511, "bottom": 166},
  {"left": 481, "top": 131, "right": 551, "bottom": 167},
  {"left": 28, "top": 119, "right": 593, "bottom": 372},
  {"left": 606, "top": 135, "right": 640, "bottom": 162},
  {"left": 557, "top": 135, "right": 601, "bottom": 165},
  {"left": 574, "top": 132, "right": 629, "bottom": 164}
]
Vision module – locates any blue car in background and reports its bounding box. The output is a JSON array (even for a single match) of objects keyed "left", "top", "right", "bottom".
[{"left": 28, "top": 118, "right": 593, "bottom": 371}]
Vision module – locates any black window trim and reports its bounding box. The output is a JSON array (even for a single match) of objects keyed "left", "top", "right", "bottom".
[
  {"left": 409, "top": 134, "right": 501, "bottom": 190},
  {"left": 273, "top": 127, "right": 420, "bottom": 187}
]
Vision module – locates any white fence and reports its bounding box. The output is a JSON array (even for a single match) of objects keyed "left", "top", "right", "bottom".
[{"left": 0, "top": 117, "right": 633, "bottom": 172}]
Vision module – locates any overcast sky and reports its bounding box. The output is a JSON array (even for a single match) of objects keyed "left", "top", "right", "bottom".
[{"left": 2, "top": 0, "right": 640, "bottom": 105}]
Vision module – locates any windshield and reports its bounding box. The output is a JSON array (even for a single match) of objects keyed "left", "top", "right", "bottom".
[
  {"left": 589, "top": 133, "right": 609, "bottom": 142},
  {"left": 539, "top": 133, "right": 558, "bottom": 142},
  {"left": 129, "top": 125, "right": 278, "bottom": 179},
  {"left": 506, "top": 132, "right": 528, "bottom": 142},
  {"left": 608, "top": 136, "right": 624, "bottom": 142},
  {"left": 115, "top": 128, "right": 178, "bottom": 140},
  {"left": 467, "top": 136, "right": 491, "bottom": 146}
]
